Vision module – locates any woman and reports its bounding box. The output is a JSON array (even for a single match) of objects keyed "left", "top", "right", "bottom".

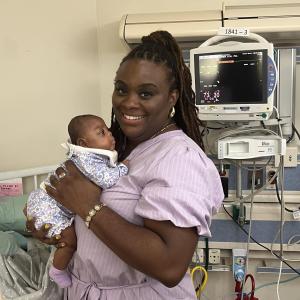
[{"left": 26, "top": 30, "right": 224, "bottom": 299}]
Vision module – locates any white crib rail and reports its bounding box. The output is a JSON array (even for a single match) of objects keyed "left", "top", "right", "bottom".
[{"left": 0, "top": 165, "right": 56, "bottom": 189}]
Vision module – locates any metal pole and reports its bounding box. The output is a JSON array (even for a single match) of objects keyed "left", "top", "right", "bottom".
[{"left": 236, "top": 161, "right": 245, "bottom": 225}]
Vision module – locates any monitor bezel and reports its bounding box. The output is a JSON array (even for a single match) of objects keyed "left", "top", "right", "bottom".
[{"left": 190, "top": 42, "right": 275, "bottom": 121}]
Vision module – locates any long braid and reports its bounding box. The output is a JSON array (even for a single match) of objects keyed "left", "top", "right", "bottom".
[{"left": 111, "top": 30, "right": 204, "bottom": 158}]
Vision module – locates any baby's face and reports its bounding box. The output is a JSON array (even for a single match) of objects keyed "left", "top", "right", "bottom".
[{"left": 83, "top": 118, "right": 115, "bottom": 150}]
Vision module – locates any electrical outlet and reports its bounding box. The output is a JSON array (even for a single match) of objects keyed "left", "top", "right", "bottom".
[
  {"left": 275, "top": 147, "right": 298, "bottom": 167},
  {"left": 265, "top": 166, "right": 277, "bottom": 190},
  {"left": 284, "top": 146, "right": 298, "bottom": 167},
  {"left": 208, "top": 249, "right": 221, "bottom": 264}
]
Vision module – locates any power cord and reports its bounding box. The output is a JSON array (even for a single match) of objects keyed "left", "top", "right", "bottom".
[
  {"left": 286, "top": 126, "right": 295, "bottom": 144},
  {"left": 275, "top": 179, "right": 294, "bottom": 213},
  {"left": 204, "top": 237, "right": 209, "bottom": 271},
  {"left": 292, "top": 123, "right": 300, "bottom": 141}
]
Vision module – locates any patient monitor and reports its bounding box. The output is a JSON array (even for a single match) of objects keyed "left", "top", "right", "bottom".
[{"left": 190, "top": 32, "right": 277, "bottom": 121}]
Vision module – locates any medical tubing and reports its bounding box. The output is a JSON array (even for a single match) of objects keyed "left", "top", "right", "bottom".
[
  {"left": 273, "top": 159, "right": 300, "bottom": 263},
  {"left": 253, "top": 274, "right": 300, "bottom": 294},
  {"left": 276, "top": 260, "right": 283, "bottom": 300},
  {"left": 222, "top": 205, "right": 300, "bottom": 276},
  {"left": 241, "top": 161, "right": 256, "bottom": 300}
]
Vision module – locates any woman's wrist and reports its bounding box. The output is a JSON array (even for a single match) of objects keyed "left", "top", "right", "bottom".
[
  {"left": 76, "top": 184, "right": 102, "bottom": 219},
  {"left": 77, "top": 200, "right": 99, "bottom": 220},
  {"left": 84, "top": 203, "right": 107, "bottom": 228}
]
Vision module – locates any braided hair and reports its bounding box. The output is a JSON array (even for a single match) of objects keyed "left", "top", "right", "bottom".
[{"left": 111, "top": 30, "right": 204, "bottom": 158}]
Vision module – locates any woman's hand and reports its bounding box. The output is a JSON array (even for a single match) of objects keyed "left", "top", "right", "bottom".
[
  {"left": 45, "top": 160, "right": 102, "bottom": 218},
  {"left": 122, "top": 159, "right": 129, "bottom": 167},
  {"left": 24, "top": 213, "right": 76, "bottom": 249},
  {"left": 24, "top": 216, "right": 59, "bottom": 245},
  {"left": 23, "top": 203, "right": 57, "bottom": 245}
]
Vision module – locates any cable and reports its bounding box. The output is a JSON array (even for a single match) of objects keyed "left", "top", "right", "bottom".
[
  {"left": 287, "top": 234, "right": 300, "bottom": 246},
  {"left": 191, "top": 266, "right": 208, "bottom": 298},
  {"left": 224, "top": 156, "right": 272, "bottom": 172},
  {"left": 279, "top": 232, "right": 300, "bottom": 263},
  {"left": 261, "top": 120, "right": 266, "bottom": 129},
  {"left": 199, "top": 273, "right": 300, "bottom": 300},
  {"left": 222, "top": 205, "right": 300, "bottom": 276},
  {"left": 275, "top": 152, "right": 284, "bottom": 300},
  {"left": 272, "top": 156, "right": 285, "bottom": 266},
  {"left": 191, "top": 242, "right": 208, "bottom": 298},
  {"left": 273, "top": 106, "right": 283, "bottom": 138},
  {"left": 206, "top": 126, "right": 225, "bottom": 130},
  {"left": 275, "top": 179, "right": 294, "bottom": 213},
  {"left": 286, "top": 125, "right": 295, "bottom": 144},
  {"left": 253, "top": 273, "right": 300, "bottom": 294},
  {"left": 223, "top": 159, "right": 282, "bottom": 205},
  {"left": 241, "top": 161, "right": 256, "bottom": 300},
  {"left": 201, "top": 273, "right": 300, "bottom": 300},
  {"left": 204, "top": 237, "right": 209, "bottom": 271},
  {"left": 276, "top": 260, "right": 283, "bottom": 300},
  {"left": 292, "top": 123, "right": 300, "bottom": 141},
  {"left": 271, "top": 230, "right": 300, "bottom": 262},
  {"left": 201, "top": 127, "right": 209, "bottom": 138}
]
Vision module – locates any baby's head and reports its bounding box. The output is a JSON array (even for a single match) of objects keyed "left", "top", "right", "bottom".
[{"left": 68, "top": 114, "right": 115, "bottom": 150}]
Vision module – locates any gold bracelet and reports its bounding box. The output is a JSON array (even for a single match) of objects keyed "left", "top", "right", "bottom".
[{"left": 85, "top": 203, "right": 106, "bottom": 228}]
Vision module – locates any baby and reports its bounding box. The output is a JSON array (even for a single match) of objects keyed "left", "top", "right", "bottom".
[{"left": 27, "top": 114, "right": 128, "bottom": 288}]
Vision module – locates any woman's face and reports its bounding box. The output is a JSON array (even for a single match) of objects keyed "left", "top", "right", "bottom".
[{"left": 112, "top": 59, "right": 178, "bottom": 145}]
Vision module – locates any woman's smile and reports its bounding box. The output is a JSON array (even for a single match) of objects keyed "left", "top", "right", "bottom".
[{"left": 123, "top": 113, "right": 145, "bottom": 121}]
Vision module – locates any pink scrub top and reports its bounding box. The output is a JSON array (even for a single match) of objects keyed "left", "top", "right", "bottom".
[{"left": 65, "top": 130, "right": 224, "bottom": 300}]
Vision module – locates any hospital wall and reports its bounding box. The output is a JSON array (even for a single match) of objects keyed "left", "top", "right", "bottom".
[
  {"left": 1, "top": 0, "right": 300, "bottom": 299},
  {"left": 0, "top": 0, "right": 101, "bottom": 171}
]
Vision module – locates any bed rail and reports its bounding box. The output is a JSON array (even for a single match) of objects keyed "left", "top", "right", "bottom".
[{"left": 0, "top": 165, "right": 56, "bottom": 190}]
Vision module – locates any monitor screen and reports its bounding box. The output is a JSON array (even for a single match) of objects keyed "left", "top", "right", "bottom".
[{"left": 193, "top": 50, "right": 268, "bottom": 105}]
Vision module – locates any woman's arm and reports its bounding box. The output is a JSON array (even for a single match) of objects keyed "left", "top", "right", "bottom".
[
  {"left": 46, "top": 161, "right": 198, "bottom": 287},
  {"left": 88, "top": 210, "right": 197, "bottom": 287}
]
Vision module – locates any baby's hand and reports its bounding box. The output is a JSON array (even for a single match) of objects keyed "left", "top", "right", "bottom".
[{"left": 122, "top": 159, "right": 129, "bottom": 167}]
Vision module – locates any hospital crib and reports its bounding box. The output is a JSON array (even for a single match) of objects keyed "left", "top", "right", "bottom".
[{"left": 0, "top": 165, "right": 63, "bottom": 300}]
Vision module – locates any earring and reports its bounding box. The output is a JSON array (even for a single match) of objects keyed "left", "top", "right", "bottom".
[{"left": 169, "top": 107, "right": 175, "bottom": 118}]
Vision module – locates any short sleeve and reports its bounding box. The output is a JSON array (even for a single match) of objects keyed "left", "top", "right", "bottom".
[{"left": 134, "top": 144, "right": 224, "bottom": 237}]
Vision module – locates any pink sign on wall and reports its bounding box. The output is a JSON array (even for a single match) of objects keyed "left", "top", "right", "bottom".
[{"left": 0, "top": 178, "right": 23, "bottom": 197}]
